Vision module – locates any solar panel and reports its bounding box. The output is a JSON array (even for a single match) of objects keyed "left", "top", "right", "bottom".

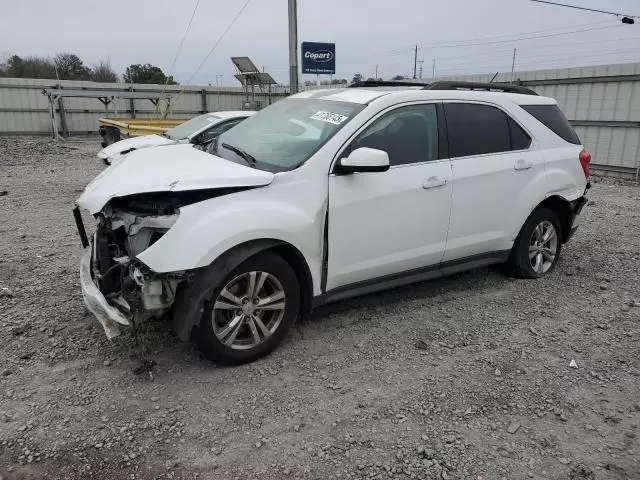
[{"left": 231, "top": 57, "right": 259, "bottom": 74}]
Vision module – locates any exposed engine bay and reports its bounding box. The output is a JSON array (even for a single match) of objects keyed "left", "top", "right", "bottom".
[
  {"left": 76, "top": 185, "right": 263, "bottom": 339},
  {"left": 90, "top": 195, "right": 185, "bottom": 332}
]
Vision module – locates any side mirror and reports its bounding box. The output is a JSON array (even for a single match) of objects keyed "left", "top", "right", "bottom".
[{"left": 337, "top": 147, "right": 390, "bottom": 174}]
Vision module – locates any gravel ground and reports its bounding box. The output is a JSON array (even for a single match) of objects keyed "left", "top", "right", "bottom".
[{"left": 1, "top": 136, "right": 639, "bottom": 480}]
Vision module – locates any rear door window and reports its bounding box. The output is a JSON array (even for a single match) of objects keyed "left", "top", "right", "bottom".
[
  {"left": 444, "top": 103, "right": 512, "bottom": 157},
  {"left": 520, "top": 104, "right": 580, "bottom": 144}
]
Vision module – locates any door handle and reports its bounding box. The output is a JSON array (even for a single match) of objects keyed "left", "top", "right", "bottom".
[
  {"left": 514, "top": 159, "right": 532, "bottom": 170},
  {"left": 422, "top": 176, "right": 447, "bottom": 189}
]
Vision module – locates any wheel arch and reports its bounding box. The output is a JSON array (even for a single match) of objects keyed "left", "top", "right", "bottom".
[
  {"left": 171, "top": 238, "right": 313, "bottom": 342},
  {"left": 534, "top": 195, "right": 573, "bottom": 243}
]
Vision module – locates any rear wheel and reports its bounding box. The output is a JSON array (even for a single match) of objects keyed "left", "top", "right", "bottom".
[
  {"left": 506, "top": 207, "right": 562, "bottom": 278},
  {"left": 194, "top": 252, "right": 300, "bottom": 365}
]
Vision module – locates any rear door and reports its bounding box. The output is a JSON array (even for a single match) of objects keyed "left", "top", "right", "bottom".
[{"left": 442, "top": 101, "right": 544, "bottom": 262}]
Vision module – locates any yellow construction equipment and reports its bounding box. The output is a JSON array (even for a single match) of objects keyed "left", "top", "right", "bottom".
[{"left": 98, "top": 117, "right": 187, "bottom": 147}]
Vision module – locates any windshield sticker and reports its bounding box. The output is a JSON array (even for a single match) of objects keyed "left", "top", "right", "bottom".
[{"left": 310, "top": 111, "right": 348, "bottom": 125}]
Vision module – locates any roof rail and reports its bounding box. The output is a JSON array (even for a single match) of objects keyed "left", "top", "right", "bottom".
[
  {"left": 424, "top": 81, "right": 538, "bottom": 96},
  {"left": 349, "top": 80, "right": 430, "bottom": 88}
]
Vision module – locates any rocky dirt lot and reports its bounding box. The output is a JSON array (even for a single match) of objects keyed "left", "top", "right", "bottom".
[{"left": 0, "top": 136, "right": 639, "bottom": 480}]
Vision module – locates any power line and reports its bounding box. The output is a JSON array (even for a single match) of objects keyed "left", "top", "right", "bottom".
[
  {"left": 185, "top": 0, "right": 252, "bottom": 86},
  {"left": 347, "top": 22, "right": 622, "bottom": 69},
  {"left": 416, "top": 24, "right": 623, "bottom": 49},
  {"left": 530, "top": 0, "right": 639, "bottom": 21},
  {"left": 352, "top": 20, "right": 614, "bottom": 63},
  {"left": 436, "top": 54, "right": 640, "bottom": 76},
  {"left": 153, "top": 0, "right": 202, "bottom": 118},
  {"left": 168, "top": 0, "right": 202, "bottom": 76},
  {"left": 433, "top": 40, "right": 640, "bottom": 66}
]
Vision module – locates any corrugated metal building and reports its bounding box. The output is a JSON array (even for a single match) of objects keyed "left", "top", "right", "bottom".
[
  {"left": 0, "top": 77, "right": 288, "bottom": 135},
  {"left": 440, "top": 62, "right": 640, "bottom": 177},
  {"left": 1, "top": 63, "right": 640, "bottom": 176}
]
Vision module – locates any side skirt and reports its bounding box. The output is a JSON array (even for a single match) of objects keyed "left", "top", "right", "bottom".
[{"left": 313, "top": 250, "right": 510, "bottom": 307}]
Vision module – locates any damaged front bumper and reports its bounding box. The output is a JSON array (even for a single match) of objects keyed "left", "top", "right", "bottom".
[
  {"left": 75, "top": 202, "right": 183, "bottom": 340},
  {"left": 80, "top": 247, "right": 130, "bottom": 339}
]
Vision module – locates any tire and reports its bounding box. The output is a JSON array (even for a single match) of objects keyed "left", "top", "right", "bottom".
[
  {"left": 506, "top": 207, "right": 562, "bottom": 278},
  {"left": 193, "top": 252, "right": 300, "bottom": 365}
]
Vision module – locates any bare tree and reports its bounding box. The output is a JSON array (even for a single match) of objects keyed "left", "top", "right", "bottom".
[
  {"left": 91, "top": 59, "right": 118, "bottom": 83},
  {"left": 0, "top": 54, "right": 8, "bottom": 76}
]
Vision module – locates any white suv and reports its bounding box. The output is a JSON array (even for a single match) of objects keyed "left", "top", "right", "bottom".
[{"left": 75, "top": 81, "right": 590, "bottom": 365}]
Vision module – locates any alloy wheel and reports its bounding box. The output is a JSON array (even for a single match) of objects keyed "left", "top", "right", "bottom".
[
  {"left": 528, "top": 220, "right": 558, "bottom": 274},
  {"left": 211, "top": 271, "right": 286, "bottom": 350}
]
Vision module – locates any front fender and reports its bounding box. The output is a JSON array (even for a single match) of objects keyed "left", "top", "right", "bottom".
[{"left": 136, "top": 189, "right": 325, "bottom": 292}]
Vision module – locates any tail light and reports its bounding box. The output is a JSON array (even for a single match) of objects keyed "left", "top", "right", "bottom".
[{"left": 579, "top": 148, "right": 591, "bottom": 178}]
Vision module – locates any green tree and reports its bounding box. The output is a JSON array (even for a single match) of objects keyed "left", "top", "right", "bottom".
[
  {"left": 351, "top": 73, "right": 363, "bottom": 84},
  {"left": 5, "top": 54, "right": 57, "bottom": 79},
  {"left": 123, "top": 64, "right": 177, "bottom": 85},
  {"left": 6, "top": 55, "right": 25, "bottom": 77},
  {"left": 392, "top": 75, "right": 406, "bottom": 80},
  {"left": 54, "top": 53, "right": 90, "bottom": 80}
]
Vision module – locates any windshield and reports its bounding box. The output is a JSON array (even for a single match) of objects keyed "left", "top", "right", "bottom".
[
  {"left": 211, "top": 98, "right": 364, "bottom": 172},
  {"left": 165, "top": 114, "right": 221, "bottom": 140}
]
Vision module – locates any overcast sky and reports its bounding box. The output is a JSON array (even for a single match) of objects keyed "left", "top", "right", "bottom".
[{"left": 2, "top": 0, "right": 640, "bottom": 85}]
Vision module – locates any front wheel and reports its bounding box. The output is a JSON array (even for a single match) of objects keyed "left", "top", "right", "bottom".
[
  {"left": 506, "top": 207, "right": 562, "bottom": 278},
  {"left": 194, "top": 252, "right": 300, "bottom": 365}
]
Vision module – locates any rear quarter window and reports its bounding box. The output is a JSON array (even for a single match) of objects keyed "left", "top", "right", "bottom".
[{"left": 521, "top": 104, "right": 580, "bottom": 145}]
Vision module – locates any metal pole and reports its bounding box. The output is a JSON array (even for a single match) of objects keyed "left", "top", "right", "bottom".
[
  {"left": 413, "top": 45, "right": 418, "bottom": 79},
  {"left": 432, "top": 58, "right": 436, "bottom": 78},
  {"left": 57, "top": 97, "right": 69, "bottom": 138},
  {"left": 48, "top": 95, "right": 56, "bottom": 140},
  {"left": 511, "top": 48, "right": 517, "bottom": 84},
  {"left": 128, "top": 87, "right": 136, "bottom": 118},
  {"left": 201, "top": 89, "right": 208, "bottom": 113},
  {"left": 288, "top": 0, "right": 299, "bottom": 94},
  {"left": 375, "top": 64, "right": 378, "bottom": 79}
]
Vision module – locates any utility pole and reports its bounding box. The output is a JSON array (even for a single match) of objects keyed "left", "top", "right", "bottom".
[
  {"left": 375, "top": 64, "right": 378, "bottom": 79},
  {"left": 432, "top": 58, "right": 436, "bottom": 78},
  {"left": 413, "top": 45, "right": 418, "bottom": 79},
  {"left": 510, "top": 48, "right": 517, "bottom": 84},
  {"left": 288, "top": 0, "right": 299, "bottom": 94},
  {"left": 418, "top": 60, "right": 424, "bottom": 79}
]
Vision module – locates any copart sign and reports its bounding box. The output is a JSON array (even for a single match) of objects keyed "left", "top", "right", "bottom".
[{"left": 301, "top": 42, "right": 336, "bottom": 74}]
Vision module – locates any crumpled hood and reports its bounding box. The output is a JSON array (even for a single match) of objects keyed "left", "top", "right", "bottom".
[
  {"left": 96, "top": 134, "right": 175, "bottom": 159},
  {"left": 78, "top": 144, "right": 274, "bottom": 214}
]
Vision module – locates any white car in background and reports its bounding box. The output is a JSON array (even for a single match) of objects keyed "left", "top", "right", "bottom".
[
  {"left": 97, "top": 111, "right": 254, "bottom": 165},
  {"left": 75, "top": 81, "right": 590, "bottom": 366}
]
